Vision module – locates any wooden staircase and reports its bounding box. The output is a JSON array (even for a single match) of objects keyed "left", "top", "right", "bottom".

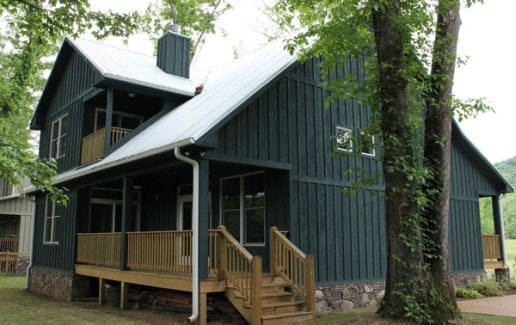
[
  {"left": 226, "top": 274, "right": 313, "bottom": 324},
  {"left": 217, "top": 226, "right": 315, "bottom": 324}
]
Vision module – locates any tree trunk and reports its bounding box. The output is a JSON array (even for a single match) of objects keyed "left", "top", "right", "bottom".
[
  {"left": 422, "top": 0, "right": 462, "bottom": 322},
  {"left": 372, "top": 4, "right": 428, "bottom": 318}
]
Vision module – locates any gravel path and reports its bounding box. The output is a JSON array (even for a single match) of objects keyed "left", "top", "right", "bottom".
[{"left": 458, "top": 295, "right": 516, "bottom": 318}]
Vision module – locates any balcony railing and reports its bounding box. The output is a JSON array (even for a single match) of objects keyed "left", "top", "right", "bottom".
[
  {"left": 0, "top": 238, "right": 18, "bottom": 252},
  {"left": 81, "top": 127, "right": 132, "bottom": 165}
]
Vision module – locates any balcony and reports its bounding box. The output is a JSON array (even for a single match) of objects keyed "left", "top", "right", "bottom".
[{"left": 81, "top": 127, "right": 131, "bottom": 165}]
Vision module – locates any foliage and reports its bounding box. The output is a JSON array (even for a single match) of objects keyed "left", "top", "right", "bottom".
[
  {"left": 467, "top": 280, "right": 503, "bottom": 297},
  {"left": 494, "top": 156, "right": 516, "bottom": 239},
  {"left": 455, "top": 288, "right": 483, "bottom": 299},
  {"left": 142, "top": 0, "right": 232, "bottom": 56}
]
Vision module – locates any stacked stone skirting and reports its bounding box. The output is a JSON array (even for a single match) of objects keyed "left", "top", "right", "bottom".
[
  {"left": 15, "top": 255, "right": 30, "bottom": 274},
  {"left": 315, "top": 281, "right": 385, "bottom": 313},
  {"left": 28, "top": 267, "right": 95, "bottom": 301},
  {"left": 451, "top": 271, "right": 487, "bottom": 287},
  {"left": 314, "top": 272, "right": 488, "bottom": 313}
]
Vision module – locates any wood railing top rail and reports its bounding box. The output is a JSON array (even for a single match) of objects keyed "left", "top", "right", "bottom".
[
  {"left": 217, "top": 225, "right": 253, "bottom": 261},
  {"left": 271, "top": 227, "right": 306, "bottom": 259}
]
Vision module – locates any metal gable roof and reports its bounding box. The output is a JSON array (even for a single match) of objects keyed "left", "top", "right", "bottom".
[
  {"left": 68, "top": 37, "right": 197, "bottom": 96},
  {"left": 56, "top": 42, "right": 297, "bottom": 184}
]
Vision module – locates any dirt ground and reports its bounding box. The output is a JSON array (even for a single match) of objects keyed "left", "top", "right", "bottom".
[{"left": 458, "top": 294, "right": 516, "bottom": 318}]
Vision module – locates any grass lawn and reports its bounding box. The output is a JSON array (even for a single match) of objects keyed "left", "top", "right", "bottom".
[
  {"left": 506, "top": 239, "right": 516, "bottom": 269},
  {"left": 1, "top": 276, "right": 516, "bottom": 324}
]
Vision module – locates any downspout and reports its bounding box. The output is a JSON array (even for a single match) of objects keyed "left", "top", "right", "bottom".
[
  {"left": 174, "top": 147, "right": 199, "bottom": 323},
  {"left": 25, "top": 196, "right": 36, "bottom": 289}
]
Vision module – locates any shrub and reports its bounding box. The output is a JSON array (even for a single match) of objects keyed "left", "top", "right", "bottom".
[
  {"left": 455, "top": 288, "right": 483, "bottom": 299},
  {"left": 468, "top": 280, "right": 503, "bottom": 297}
]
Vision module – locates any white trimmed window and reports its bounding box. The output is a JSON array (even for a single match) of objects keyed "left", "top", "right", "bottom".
[
  {"left": 220, "top": 172, "right": 265, "bottom": 246},
  {"left": 44, "top": 196, "right": 62, "bottom": 244},
  {"left": 50, "top": 114, "right": 68, "bottom": 159},
  {"left": 360, "top": 131, "right": 376, "bottom": 157},
  {"left": 336, "top": 126, "right": 353, "bottom": 152}
]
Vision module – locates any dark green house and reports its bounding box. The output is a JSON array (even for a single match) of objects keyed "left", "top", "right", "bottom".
[{"left": 28, "top": 30, "right": 512, "bottom": 324}]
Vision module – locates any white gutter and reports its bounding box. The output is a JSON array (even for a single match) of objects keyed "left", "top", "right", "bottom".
[{"left": 174, "top": 147, "right": 199, "bottom": 323}]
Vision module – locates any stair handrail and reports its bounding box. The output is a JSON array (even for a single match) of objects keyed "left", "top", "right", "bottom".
[
  {"left": 217, "top": 225, "right": 262, "bottom": 315},
  {"left": 270, "top": 227, "right": 315, "bottom": 312}
]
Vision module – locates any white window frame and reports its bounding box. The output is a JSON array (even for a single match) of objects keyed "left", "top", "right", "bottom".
[
  {"left": 219, "top": 172, "right": 266, "bottom": 246},
  {"left": 335, "top": 126, "right": 353, "bottom": 153},
  {"left": 360, "top": 131, "right": 376, "bottom": 157},
  {"left": 43, "top": 195, "right": 62, "bottom": 244},
  {"left": 89, "top": 188, "right": 141, "bottom": 232},
  {"left": 94, "top": 108, "right": 143, "bottom": 131},
  {"left": 50, "top": 114, "right": 68, "bottom": 159}
]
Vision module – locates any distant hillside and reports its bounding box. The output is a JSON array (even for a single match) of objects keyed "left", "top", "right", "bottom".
[
  {"left": 494, "top": 156, "right": 516, "bottom": 239},
  {"left": 495, "top": 156, "right": 516, "bottom": 187}
]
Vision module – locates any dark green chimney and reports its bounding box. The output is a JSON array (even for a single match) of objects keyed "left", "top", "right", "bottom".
[{"left": 156, "top": 27, "right": 190, "bottom": 78}]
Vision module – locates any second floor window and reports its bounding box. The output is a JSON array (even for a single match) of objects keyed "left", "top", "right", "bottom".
[
  {"left": 50, "top": 115, "right": 68, "bottom": 159},
  {"left": 336, "top": 126, "right": 353, "bottom": 152}
]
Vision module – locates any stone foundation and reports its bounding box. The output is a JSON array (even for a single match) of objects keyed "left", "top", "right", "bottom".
[
  {"left": 451, "top": 271, "right": 487, "bottom": 288},
  {"left": 15, "top": 255, "right": 30, "bottom": 274},
  {"left": 28, "top": 266, "right": 96, "bottom": 301},
  {"left": 314, "top": 281, "right": 385, "bottom": 313}
]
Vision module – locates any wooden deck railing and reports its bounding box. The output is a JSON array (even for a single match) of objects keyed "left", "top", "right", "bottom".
[
  {"left": 0, "top": 238, "right": 18, "bottom": 252},
  {"left": 80, "top": 127, "right": 132, "bottom": 165},
  {"left": 270, "top": 226, "right": 315, "bottom": 312},
  {"left": 0, "top": 252, "right": 17, "bottom": 273},
  {"left": 127, "top": 230, "right": 192, "bottom": 274},
  {"left": 77, "top": 230, "right": 221, "bottom": 276},
  {"left": 111, "top": 127, "right": 131, "bottom": 144},
  {"left": 482, "top": 234, "right": 502, "bottom": 262},
  {"left": 76, "top": 233, "right": 121, "bottom": 267},
  {"left": 217, "top": 225, "right": 262, "bottom": 322}
]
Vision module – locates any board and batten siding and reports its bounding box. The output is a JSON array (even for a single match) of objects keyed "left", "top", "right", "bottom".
[
  {"left": 449, "top": 136, "right": 501, "bottom": 272},
  {"left": 215, "top": 57, "right": 386, "bottom": 284},
  {"left": 32, "top": 190, "right": 78, "bottom": 272},
  {"left": 39, "top": 50, "right": 101, "bottom": 173}
]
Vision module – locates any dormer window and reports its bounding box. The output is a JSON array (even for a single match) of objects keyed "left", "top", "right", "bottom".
[
  {"left": 335, "top": 126, "right": 353, "bottom": 152},
  {"left": 50, "top": 114, "right": 68, "bottom": 159}
]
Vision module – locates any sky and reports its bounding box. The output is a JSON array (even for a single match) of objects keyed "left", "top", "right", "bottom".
[{"left": 89, "top": 0, "right": 515, "bottom": 164}]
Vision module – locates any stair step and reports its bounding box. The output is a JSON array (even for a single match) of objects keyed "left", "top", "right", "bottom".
[
  {"left": 261, "top": 291, "right": 294, "bottom": 304},
  {"left": 261, "top": 282, "right": 287, "bottom": 294},
  {"left": 262, "top": 301, "right": 304, "bottom": 315},
  {"left": 262, "top": 311, "right": 313, "bottom": 325}
]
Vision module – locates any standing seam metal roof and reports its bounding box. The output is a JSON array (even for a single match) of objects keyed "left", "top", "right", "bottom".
[
  {"left": 56, "top": 41, "right": 296, "bottom": 184},
  {"left": 68, "top": 37, "right": 197, "bottom": 97}
]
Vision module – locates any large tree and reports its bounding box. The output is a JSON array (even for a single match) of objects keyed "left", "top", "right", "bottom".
[{"left": 274, "top": 0, "right": 486, "bottom": 323}]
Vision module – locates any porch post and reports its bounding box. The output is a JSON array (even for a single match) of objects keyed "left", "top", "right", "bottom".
[
  {"left": 121, "top": 176, "right": 133, "bottom": 271},
  {"left": 104, "top": 88, "right": 114, "bottom": 152},
  {"left": 198, "top": 159, "right": 209, "bottom": 279},
  {"left": 492, "top": 196, "right": 508, "bottom": 269}
]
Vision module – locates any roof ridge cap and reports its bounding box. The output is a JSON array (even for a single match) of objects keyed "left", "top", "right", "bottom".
[{"left": 71, "top": 37, "right": 155, "bottom": 59}]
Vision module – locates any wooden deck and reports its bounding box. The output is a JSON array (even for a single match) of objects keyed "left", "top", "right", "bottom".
[{"left": 76, "top": 227, "right": 315, "bottom": 324}]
